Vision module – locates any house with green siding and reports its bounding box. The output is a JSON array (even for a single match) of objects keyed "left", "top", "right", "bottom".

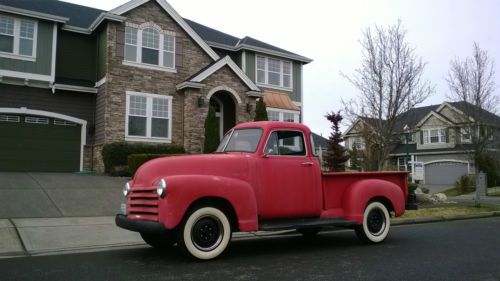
[{"left": 0, "top": 0, "right": 312, "bottom": 172}]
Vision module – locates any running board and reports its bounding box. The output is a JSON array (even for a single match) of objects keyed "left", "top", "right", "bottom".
[{"left": 259, "top": 217, "right": 356, "bottom": 231}]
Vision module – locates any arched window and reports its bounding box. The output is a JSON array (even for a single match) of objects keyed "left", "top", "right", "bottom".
[{"left": 124, "top": 23, "right": 176, "bottom": 70}]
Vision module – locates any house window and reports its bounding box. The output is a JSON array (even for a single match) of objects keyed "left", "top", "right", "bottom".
[
  {"left": 423, "top": 128, "right": 446, "bottom": 144},
  {"left": 461, "top": 127, "right": 472, "bottom": 143},
  {"left": 0, "top": 15, "right": 37, "bottom": 60},
  {"left": 126, "top": 91, "right": 172, "bottom": 142},
  {"left": 350, "top": 136, "right": 365, "bottom": 150},
  {"left": 124, "top": 23, "right": 175, "bottom": 70},
  {"left": 267, "top": 109, "right": 299, "bottom": 123},
  {"left": 256, "top": 55, "right": 292, "bottom": 90}
]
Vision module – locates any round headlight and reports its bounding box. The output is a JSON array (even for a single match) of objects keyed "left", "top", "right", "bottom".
[
  {"left": 156, "top": 178, "right": 167, "bottom": 198},
  {"left": 123, "top": 182, "right": 131, "bottom": 197}
]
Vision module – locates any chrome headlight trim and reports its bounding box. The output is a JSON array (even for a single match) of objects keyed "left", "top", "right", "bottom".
[
  {"left": 156, "top": 178, "right": 167, "bottom": 198},
  {"left": 123, "top": 182, "right": 131, "bottom": 197}
]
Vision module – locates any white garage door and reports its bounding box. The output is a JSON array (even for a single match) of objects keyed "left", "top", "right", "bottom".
[{"left": 425, "top": 161, "right": 468, "bottom": 185}]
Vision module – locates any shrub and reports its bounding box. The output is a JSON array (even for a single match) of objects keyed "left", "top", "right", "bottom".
[
  {"left": 203, "top": 106, "right": 219, "bottom": 153},
  {"left": 455, "top": 174, "right": 475, "bottom": 194},
  {"left": 128, "top": 154, "right": 183, "bottom": 176},
  {"left": 101, "top": 142, "right": 185, "bottom": 175},
  {"left": 254, "top": 98, "right": 268, "bottom": 121}
]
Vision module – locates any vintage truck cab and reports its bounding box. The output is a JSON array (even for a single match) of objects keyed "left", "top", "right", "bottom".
[{"left": 116, "top": 121, "right": 412, "bottom": 260}]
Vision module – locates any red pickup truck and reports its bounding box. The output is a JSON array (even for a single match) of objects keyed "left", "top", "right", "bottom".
[{"left": 116, "top": 121, "right": 414, "bottom": 260}]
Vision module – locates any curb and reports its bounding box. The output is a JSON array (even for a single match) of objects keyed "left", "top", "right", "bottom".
[{"left": 391, "top": 211, "right": 500, "bottom": 226}]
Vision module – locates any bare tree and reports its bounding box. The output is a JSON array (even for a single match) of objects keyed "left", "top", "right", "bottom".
[
  {"left": 446, "top": 42, "right": 499, "bottom": 180},
  {"left": 342, "top": 21, "right": 434, "bottom": 170}
]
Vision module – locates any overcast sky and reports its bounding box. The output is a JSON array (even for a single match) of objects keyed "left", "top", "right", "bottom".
[{"left": 65, "top": 0, "right": 500, "bottom": 136}]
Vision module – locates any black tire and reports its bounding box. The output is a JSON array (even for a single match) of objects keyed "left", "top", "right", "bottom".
[
  {"left": 140, "top": 232, "right": 176, "bottom": 248},
  {"left": 177, "top": 206, "right": 232, "bottom": 260},
  {"left": 297, "top": 227, "right": 321, "bottom": 237},
  {"left": 355, "top": 201, "right": 391, "bottom": 244}
]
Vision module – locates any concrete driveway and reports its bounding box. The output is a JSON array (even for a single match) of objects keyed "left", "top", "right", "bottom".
[{"left": 0, "top": 172, "right": 129, "bottom": 218}]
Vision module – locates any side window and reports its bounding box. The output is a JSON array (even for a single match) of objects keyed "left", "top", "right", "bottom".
[{"left": 265, "top": 131, "right": 306, "bottom": 156}]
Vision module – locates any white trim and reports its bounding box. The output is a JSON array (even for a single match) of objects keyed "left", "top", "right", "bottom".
[
  {"left": 0, "top": 107, "right": 87, "bottom": 171},
  {"left": 424, "top": 159, "right": 469, "bottom": 166},
  {"left": 95, "top": 77, "right": 107, "bottom": 88},
  {"left": 0, "top": 69, "right": 52, "bottom": 82},
  {"left": 344, "top": 119, "right": 364, "bottom": 136},
  {"left": 416, "top": 111, "right": 454, "bottom": 127},
  {"left": 0, "top": 4, "right": 68, "bottom": 23},
  {"left": 125, "top": 91, "right": 173, "bottom": 142},
  {"left": 61, "top": 25, "right": 91, "bottom": 35},
  {"left": 122, "top": 60, "right": 177, "bottom": 73},
  {"left": 110, "top": 0, "right": 219, "bottom": 61},
  {"left": 50, "top": 23, "right": 57, "bottom": 83},
  {"left": 190, "top": 56, "right": 260, "bottom": 92},
  {"left": 211, "top": 96, "right": 224, "bottom": 140},
  {"left": 256, "top": 83, "right": 293, "bottom": 93},
  {"left": 206, "top": 85, "right": 242, "bottom": 105},
  {"left": 390, "top": 150, "right": 472, "bottom": 157},
  {"left": 0, "top": 52, "right": 35, "bottom": 61},
  {"left": 236, "top": 43, "right": 312, "bottom": 64},
  {"left": 176, "top": 81, "right": 205, "bottom": 90},
  {"left": 246, "top": 90, "right": 263, "bottom": 97},
  {"left": 88, "top": 13, "right": 126, "bottom": 32},
  {"left": 53, "top": 84, "right": 98, "bottom": 94}
]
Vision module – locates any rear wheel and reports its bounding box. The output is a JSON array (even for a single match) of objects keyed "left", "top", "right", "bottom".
[
  {"left": 355, "top": 201, "right": 390, "bottom": 243},
  {"left": 140, "top": 232, "right": 176, "bottom": 248},
  {"left": 178, "top": 206, "right": 232, "bottom": 260}
]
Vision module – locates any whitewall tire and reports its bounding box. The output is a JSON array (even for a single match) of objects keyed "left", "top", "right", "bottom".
[
  {"left": 355, "top": 201, "right": 390, "bottom": 243},
  {"left": 178, "top": 206, "right": 232, "bottom": 260}
]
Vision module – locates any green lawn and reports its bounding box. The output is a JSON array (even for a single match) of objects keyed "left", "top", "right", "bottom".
[{"left": 401, "top": 206, "right": 499, "bottom": 218}]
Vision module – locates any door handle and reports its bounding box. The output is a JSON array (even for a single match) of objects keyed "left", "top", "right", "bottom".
[{"left": 301, "top": 162, "right": 314, "bottom": 166}]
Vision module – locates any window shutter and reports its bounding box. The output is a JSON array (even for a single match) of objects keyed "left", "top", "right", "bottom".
[
  {"left": 175, "top": 36, "right": 183, "bottom": 68},
  {"left": 445, "top": 127, "right": 449, "bottom": 143},
  {"left": 420, "top": 131, "right": 423, "bottom": 144},
  {"left": 116, "top": 24, "right": 125, "bottom": 59}
]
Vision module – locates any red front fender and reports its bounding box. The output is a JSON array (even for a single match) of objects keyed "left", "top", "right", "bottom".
[
  {"left": 342, "top": 179, "right": 406, "bottom": 224},
  {"left": 159, "top": 175, "right": 258, "bottom": 231}
]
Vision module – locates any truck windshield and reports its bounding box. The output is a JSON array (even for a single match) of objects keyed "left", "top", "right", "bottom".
[{"left": 216, "top": 128, "right": 262, "bottom": 153}]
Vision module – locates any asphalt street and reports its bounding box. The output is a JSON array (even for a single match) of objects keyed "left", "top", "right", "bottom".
[{"left": 1, "top": 217, "right": 499, "bottom": 281}]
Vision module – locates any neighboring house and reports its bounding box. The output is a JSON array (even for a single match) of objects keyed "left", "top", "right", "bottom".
[
  {"left": 344, "top": 102, "right": 500, "bottom": 185},
  {"left": 0, "top": 0, "right": 312, "bottom": 172}
]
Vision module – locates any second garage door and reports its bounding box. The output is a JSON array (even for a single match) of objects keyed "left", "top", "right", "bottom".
[
  {"left": 0, "top": 114, "right": 81, "bottom": 172},
  {"left": 425, "top": 161, "right": 469, "bottom": 185}
]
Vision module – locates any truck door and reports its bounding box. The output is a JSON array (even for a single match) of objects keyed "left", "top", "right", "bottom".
[{"left": 259, "top": 130, "right": 322, "bottom": 218}]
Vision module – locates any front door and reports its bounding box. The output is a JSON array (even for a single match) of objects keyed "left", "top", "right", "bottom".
[{"left": 259, "top": 130, "right": 322, "bottom": 219}]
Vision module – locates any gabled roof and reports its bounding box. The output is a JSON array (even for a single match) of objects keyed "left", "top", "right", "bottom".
[
  {"left": 179, "top": 56, "right": 261, "bottom": 92},
  {"left": 0, "top": 0, "right": 101, "bottom": 28},
  {"left": 183, "top": 19, "right": 312, "bottom": 63},
  {"left": 415, "top": 111, "right": 454, "bottom": 127},
  {"left": 110, "top": 0, "right": 219, "bottom": 61},
  {"left": 0, "top": 0, "right": 310, "bottom": 63},
  {"left": 0, "top": 0, "right": 124, "bottom": 33}
]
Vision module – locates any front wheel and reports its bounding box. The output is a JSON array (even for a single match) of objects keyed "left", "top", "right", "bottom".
[
  {"left": 178, "top": 206, "right": 232, "bottom": 260},
  {"left": 355, "top": 201, "right": 390, "bottom": 243}
]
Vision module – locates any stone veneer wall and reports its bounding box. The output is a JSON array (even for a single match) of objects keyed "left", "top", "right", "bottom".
[{"left": 92, "top": 1, "right": 257, "bottom": 171}]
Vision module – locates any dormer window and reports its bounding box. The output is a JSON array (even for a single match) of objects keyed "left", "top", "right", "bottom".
[
  {"left": 0, "top": 15, "right": 37, "bottom": 61},
  {"left": 124, "top": 23, "right": 175, "bottom": 71}
]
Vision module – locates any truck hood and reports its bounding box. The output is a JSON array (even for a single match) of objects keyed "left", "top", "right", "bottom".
[{"left": 132, "top": 153, "right": 250, "bottom": 187}]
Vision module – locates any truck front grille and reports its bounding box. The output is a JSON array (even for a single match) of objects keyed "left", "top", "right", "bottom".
[{"left": 127, "top": 187, "right": 159, "bottom": 221}]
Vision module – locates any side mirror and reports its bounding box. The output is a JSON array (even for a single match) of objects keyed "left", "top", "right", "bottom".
[{"left": 264, "top": 148, "right": 274, "bottom": 158}]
